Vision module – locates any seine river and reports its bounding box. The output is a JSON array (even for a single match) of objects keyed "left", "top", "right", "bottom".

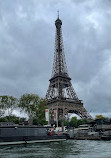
[{"left": 0, "top": 140, "right": 111, "bottom": 158}]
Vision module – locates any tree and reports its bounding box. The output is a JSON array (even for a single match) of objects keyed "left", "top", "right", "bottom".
[
  {"left": 64, "top": 120, "right": 70, "bottom": 127},
  {"left": 0, "top": 110, "right": 5, "bottom": 118},
  {"left": 5, "top": 115, "right": 20, "bottom": 124},
  {"left": 77, "top": 119, "right": 88, "bottom": 127},
  {"left": 18, "top": 94, "right": 47, "bottom": 125},
  {"left": 0, "top": 115, "right": 26, "bottom": 124},
  {"left": 70, "top": 117, "right": 78, "bottom": 127},
  {"left": 34, "top": 98, "right": 47, "bottom": 125},
  {"left": 95, "top": 115, "right": 106, "bottom": 120},
  {"left": 0, "top": 95, "right": 18, "bottom": 116},
  {"left": 37, "top": 98, "right": 47, "bottom": 120},
  {"left": 19, "top": 94, "right": 40, "bottom": 119}
]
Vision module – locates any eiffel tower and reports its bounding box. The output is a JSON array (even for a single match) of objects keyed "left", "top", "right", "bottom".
[{"left": 45, "top": 15, "right": 92, "bottom": 125}]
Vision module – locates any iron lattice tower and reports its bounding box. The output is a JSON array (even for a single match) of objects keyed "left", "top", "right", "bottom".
[{"left": 46, "top": 16, "right": 92, "bottom": 120}]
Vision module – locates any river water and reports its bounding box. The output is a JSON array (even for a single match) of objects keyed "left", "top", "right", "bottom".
[{"left": 0, "top": 140, "right": 111, "bottom": 158}]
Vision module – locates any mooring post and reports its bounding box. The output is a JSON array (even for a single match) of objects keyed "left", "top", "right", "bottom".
[
  {"left": 61, "top": 118, "right": 64, "bottom": 132},
  {"left": 61, "top": 109, "right": 64, "bottom": 132}
]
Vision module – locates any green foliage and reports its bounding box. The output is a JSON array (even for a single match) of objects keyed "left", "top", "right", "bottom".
[
  {"left": 18, "top": 94, "right": 40, "bottom": 118},
  {"left": 36, "top": 98, "right": 47, "bottom": 120},
  {"left": 64, "top": 117, "right": 88, "bottom": 128},
  {"left": 40, "top": 120, "right": 48, "bottom": 125},
  {"left": 0, "top": 117, "right": 8, "bottom": 122},
  {"left": 0, "top": 115, "right": 26, "bottom": 124},
  {"left": 64, "top": 120, "right": 70, "bottom": 127},
  {"left": 0, "top": 110, "right": 5, "bottom": 117},
  {"left": 5, "top": 115, "right": 19, "bottom": 124},
  {"left": 77, "top": 119, "right": 88, "bottom": 126},
  {"left": 0, "top": 95, "right": 18, "bottom": 115},
  {"left": 0, "top": 93, "right": 90, "bottom": 127},
  {"left": 33, "top": 118, "right": 48, "bottom": 125},
  {"left": 33, "top": 98, "right": 47, "bottom": 125},
  {"left": 18, "top": 94, "right": 47, "bottom": 125},
  {"left": 95, "top": 115, "right": 106, "bottom": 120},
  {"left": 70, "top": 117, "right": 78, "bottom": 127},
  {"left": 33, "top": 118, "right": 39, "bottom": 125},
  {"left": 0, "top": 93, "right": 47, "bottom": 125}
]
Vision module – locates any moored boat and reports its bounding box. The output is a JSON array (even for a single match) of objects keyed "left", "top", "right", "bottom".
[{"left": 0, "top": 122, "right": 66, "bottom": 146}]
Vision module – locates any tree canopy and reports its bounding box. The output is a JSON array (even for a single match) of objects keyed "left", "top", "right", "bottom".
[
  {"left": 0, "top": 95, "right": 18, "bottom": 116},
  {"left": 95, "top": 115, "right": 106, "bottom": 120},
  {"left": 18, "top": 94, "right": 47, "bottom": 125},
  {"left": 18, "top": 94, "right": 40, "bottom": 118},
  {"left": 0, "top": 94, "right": 47, "bottom": 125}
]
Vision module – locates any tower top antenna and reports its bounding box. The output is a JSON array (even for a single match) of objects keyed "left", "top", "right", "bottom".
[{"left": 57, "top": 10, "right": 59, "bottom": 19}]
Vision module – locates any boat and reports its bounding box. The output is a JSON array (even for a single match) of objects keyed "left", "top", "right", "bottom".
[{"left": 0, "top": 122, "right": 66, "bottom": 146}]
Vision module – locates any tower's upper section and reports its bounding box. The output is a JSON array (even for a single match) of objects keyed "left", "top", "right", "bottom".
[
  {"left": 46, "top": 16, "right": 79, "bottom": 102},
  {"left": 51, "top": 16, "right": 69, "bottom": 79},
  {"left": 55, "top": 17, "right": 62, "bottom": 28}
]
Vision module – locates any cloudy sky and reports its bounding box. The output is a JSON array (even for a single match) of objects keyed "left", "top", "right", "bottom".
[{"left": 0, "top": 0, "right": 111, "bottom": 117}]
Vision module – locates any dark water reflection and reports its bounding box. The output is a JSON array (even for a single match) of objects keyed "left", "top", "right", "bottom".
[{"left": 0, "top": 140, "right": 111, "bottom": 158}]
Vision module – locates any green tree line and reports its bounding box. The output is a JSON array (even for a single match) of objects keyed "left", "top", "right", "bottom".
[
  {"left": 0, "top": 94, "right": 47, "bottom": 125},
  {"left": 63, "top": 114, "right": 107, "bottom": 128},
  {"left": 0, "top": 94, "right": 107, "bottom": 127}
]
